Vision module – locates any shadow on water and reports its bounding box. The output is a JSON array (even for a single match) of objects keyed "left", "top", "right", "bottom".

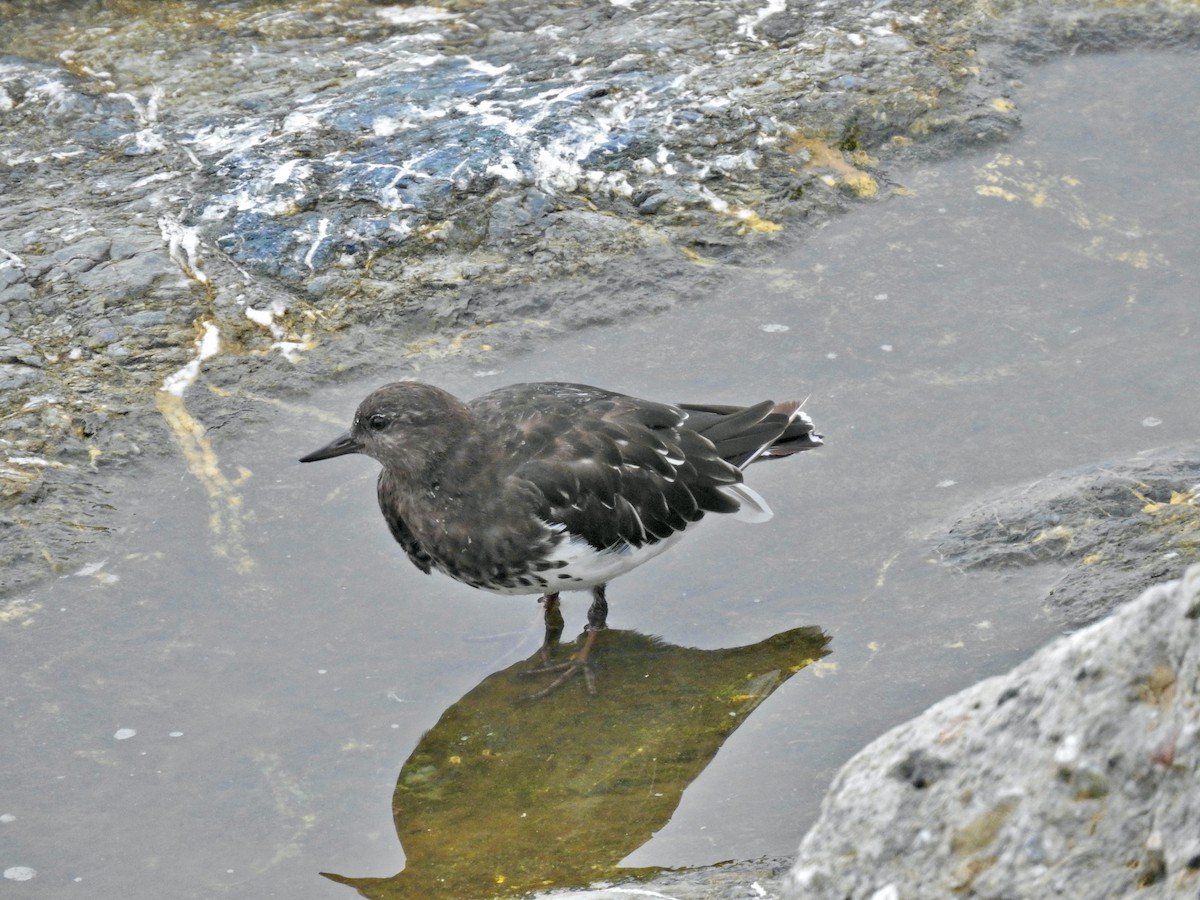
[{"left": 322, "top": 626, "right": 829, "bottom": 898}]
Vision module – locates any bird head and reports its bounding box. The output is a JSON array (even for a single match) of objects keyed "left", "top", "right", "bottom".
[{"left": 299, "top": 382, "right": 471, "bottom": 476}]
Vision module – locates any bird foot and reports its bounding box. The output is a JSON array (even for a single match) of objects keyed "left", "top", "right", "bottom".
[
  {"left": 519, "top": 625, "right": 602, "bottom": 699},
  {"left": 518, "top": 655, "right": 598, "bottom": 700}
]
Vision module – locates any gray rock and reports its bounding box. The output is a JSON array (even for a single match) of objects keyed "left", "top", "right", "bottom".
[
  {"left": 0, "top": 339, "right": 39, "bottom": 366},
  {"left": 78, "top": 251, "right": 174, "bottom": 301},
  {"left": 304, "top": 274, "right": 340, "bottom": 299},
  {"left": 0, "top": 362, "right": 43, "bottom": 390},
  {"left": 123, "top": 309, "right": 172, "bottom": 328},
  {"left": 51, "top": 236, "right": 111, "bottom": 274},
  {"left": 86, "top": 320, "right": 120, "bottom": 347},
  {"left": 0, "top": 280, "right": 33, "bottom": 304},
  {"left": 0, "top": 264, "right": 29, "bottom": 291},
  {"left": 935, "top": 445, "right": 1200, "bottom": 627},
  {"left": 785, "top": 565, "right": 1200, "bottom": 900}
]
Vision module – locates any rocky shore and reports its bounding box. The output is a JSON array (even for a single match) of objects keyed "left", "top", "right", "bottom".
[
  {"left": 784, "top": 564, "right": 1200, "bottom": 899},
  {"left": 3, "top": 2, "right": 1199, "bottom": 898}
]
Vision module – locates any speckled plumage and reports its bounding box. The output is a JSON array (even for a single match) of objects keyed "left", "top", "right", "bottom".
[{"left": 300, "top": 381, "right": 821, "bottom": 599}]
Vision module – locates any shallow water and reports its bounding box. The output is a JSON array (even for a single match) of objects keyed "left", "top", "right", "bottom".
[{"left": 3, "top": 52, "right": 1199, "bottom": 898}]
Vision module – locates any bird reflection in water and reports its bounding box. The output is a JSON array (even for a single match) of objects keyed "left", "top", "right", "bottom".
[{"left": 323, "top": 624, "right": 829, "bottom": 899}]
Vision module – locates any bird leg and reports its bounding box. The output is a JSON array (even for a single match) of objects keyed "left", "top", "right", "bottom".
[
  {"left": 586, "top": 584, "right": 608, "bottom": 631},
  {"left": 520, "top": 584, "right": 608, "bottom": 699},
  {"left": 538, "top": 592, "right": 564, "bottom": 663}
]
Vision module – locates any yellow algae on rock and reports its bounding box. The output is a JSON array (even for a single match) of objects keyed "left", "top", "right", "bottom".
[{"left": 786, "top": 135, "right": 879, "bottom": 199}]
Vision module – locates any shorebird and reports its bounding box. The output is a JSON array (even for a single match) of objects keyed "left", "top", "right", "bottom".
[{"left": 300, "top": 381, "right": 821, "bottom": 695}]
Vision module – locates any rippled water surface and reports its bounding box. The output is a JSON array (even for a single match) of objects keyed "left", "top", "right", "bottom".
[{"left": 4, "top": 52, "right": 1199, "bottom": 898}]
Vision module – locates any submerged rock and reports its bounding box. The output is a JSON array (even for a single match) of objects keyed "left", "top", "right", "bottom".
[{"left": 935, "top": 444, "right": 1200, "bottom": 627}]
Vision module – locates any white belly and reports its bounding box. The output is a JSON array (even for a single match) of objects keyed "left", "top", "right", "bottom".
[
  {"left": 543, "top": 529, "right": 687, "bottom": 589},
  {"left": 476, "top": 526, "right": 688, "bottom": 596},
  {"left": 471, "top": 479, "right": 770, "bottom": 597}
]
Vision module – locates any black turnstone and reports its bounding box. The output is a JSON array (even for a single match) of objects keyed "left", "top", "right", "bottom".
[{"left": 300, "top": 381, "right": 822, "bottom": 695}]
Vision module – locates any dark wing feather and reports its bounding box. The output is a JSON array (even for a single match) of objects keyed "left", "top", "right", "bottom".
[{"left": 485, "top": 385, "right": 742, "bottom": 552}]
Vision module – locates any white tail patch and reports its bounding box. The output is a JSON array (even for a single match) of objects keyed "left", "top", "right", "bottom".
[{"left": 723, "top": 483, "right": 773, "bottom": 523}]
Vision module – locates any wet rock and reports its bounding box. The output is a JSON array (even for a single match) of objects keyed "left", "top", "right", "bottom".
[
  {"left": 485, "top": 190, "right": 555, "bottom": 243},
  {"left": 632, "top": 180, "right": 717, "bottom": 216},
  {"left": 86, "top": 320, "right": 120, "bottom": 347},
  {"left": 51, "top": 236, "right": 111, "bottom": 275},
  {"left": 122, "top": 309, "right": 172, "bottom": 328},
  {"left": 303, "top": 273, "right": 339, "bottom": 299},
  {"left": 1, "top": 278, "right": 33, "bottom": 308},
  {"left": 78, "top": 251, "right": 176, "bottom": 301},
  {"left": 784, "top": 565, "right": 1200, "bottom": 900},
  {"left": 0, "top": 339, "right": 39, "bottom": 366},
  {"left": 0, "top": 362, "right": 43, "bottom": 390},
  {"left": 935, "top": 444, "right": 1200, "bottom": 627}
]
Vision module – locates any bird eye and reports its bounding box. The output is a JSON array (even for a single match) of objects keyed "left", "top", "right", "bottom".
[{"left": 367, "top": 414, "right": 388, "bottom": 431}]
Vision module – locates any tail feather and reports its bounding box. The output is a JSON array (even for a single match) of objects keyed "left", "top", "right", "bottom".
[
  {"left": 723, "top": 482, "right": 774, "bottom": 523},
  {"left": 756, "top": 401, "right": 822, "bottom": 463},
  {"left": 681, "top": 399, "right": 823, "bottom": 469}
]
